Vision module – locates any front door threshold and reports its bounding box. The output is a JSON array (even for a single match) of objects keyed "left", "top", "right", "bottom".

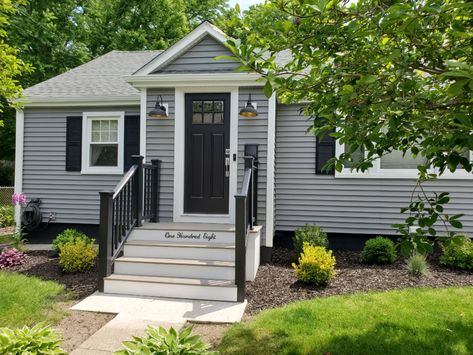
[{"left": 175, "top": 213, "right": 233, "bottom": 224}]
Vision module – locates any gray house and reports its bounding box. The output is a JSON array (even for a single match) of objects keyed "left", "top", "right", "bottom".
[{"left": 15, "top": 22, "right": 473, "bottom": 302}]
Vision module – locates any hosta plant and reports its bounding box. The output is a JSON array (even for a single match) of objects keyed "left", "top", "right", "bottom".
[
  {"left": 115, "top": 325, "right": 215, "bottom": 355},
  {"left": 0, "top": 323, "right": 65, "bottom": 355},
  {"left": 0, "top": 247, "right": 26, "bottom": 269}
]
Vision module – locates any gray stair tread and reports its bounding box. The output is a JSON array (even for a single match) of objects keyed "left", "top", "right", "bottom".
[
  {"left": 126, "top": 240, "right": 235, "bottom": 249},
  {"left": 136, "top": 222, "right": 235, "bottom": 232},
  {"left": 105, "top": 274, "right": 236, "bottom": 287},
  {"left": 116, "top": 256, "right": 235, "bottom": 267}
]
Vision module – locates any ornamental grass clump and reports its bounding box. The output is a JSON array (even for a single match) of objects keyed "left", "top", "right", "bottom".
[
  {"left": 293, "top": 224, "right": 328, "bottom": 254},
  {"left": 0, "top": 247, "right": 26, "bottom": 269},
  {"left": 58, "top": 240, "right": 97, "bottom": 273},
  {"left": 405, "top": 253, "right": 430, "bottom": 277},
  {"left": 115, "top": 325, "right": 215, "bottom": 355},
  {"left": 361, "top": 236, "right": 397, "bottom": 265},
  {"left": 440, "top": 235, "right": 473, "bottom": 270},
  {"left": 0, "top": 323, "right": 65, "bottom": 354},
  {"left": 292, "top": 243, "right": 336, "bottom": 286}
]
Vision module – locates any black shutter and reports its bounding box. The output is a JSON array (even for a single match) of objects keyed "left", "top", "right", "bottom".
[
  {"left": 124, "top": 115, "right": 140, "bottom": 171},
  {"left": 315, "top": 129, "right": 335, "bottom": 175},
  {"left": 66, "top": 116, "right": 82, "bottom": 171}
]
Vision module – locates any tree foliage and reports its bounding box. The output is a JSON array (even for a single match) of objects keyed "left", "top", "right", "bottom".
[{"left": 226, "top": 0, "right": 473, "bottom": 178}]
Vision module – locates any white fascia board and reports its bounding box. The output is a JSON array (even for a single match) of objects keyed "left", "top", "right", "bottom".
[
  {"left": 126, "top": 73, "right": 263, "bottom": 88},
  {"left": 22, "top": 96, "right": 140, "bottom": 107},
  {"left": 134, "top": 22, "right": 228, "bottom": 76}
]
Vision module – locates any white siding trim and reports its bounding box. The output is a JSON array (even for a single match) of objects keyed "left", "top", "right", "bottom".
[
  {"left": 14, "top": 109, "right": 24, "bottom": 229},
  {"left": 140, "top": 89, "right": 147, "bottom": 159},
  {"left": 134, "top": 22, "right": 228, "bottom": 76},
  {"left": 126, "top": 73, "right": 262, "bottom": 88},
  {"left": 265, "top": 94, "right": 276, "bottom": 247},
  {"left": 22, "top": 96, "right": 139, "bottom": 107},
  {"left": 173, "top": 87, "right": 239, "bottom": 224}
]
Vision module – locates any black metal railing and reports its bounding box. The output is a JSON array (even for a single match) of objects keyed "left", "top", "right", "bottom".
[
  {"left": 98, "top": 155, "right": 161, "bottom": 291},
  {"left": 234, "top": 156, "right": 257, "bottom": 302}
]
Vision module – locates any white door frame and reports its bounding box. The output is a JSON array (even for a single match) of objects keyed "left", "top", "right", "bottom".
[{"left": 173, "top": 87, "right": 239, "bottom": 224}]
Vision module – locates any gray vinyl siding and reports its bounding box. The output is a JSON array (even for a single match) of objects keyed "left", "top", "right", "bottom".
[
  {"left": 238, "top": 88, "right": 268, "bottom": 243},
  {"left": 154, "top": 35, "right": 239, "bottom": 74},
  {"left": 22, "top": 106, "right": 140, "bottom": 224},
  {"left": 146, "top": 89, "right": 175, "bottom": 221},
  {"left": 275, "top": 104, "right": 473, "bottom": 235}
]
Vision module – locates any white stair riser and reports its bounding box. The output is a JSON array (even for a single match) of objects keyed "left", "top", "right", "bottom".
[
  {"left": 129, "top": 229, "right": 235, "bottom": 243},
  {"left": 104, "top": 280, "right": 237, "bottom": 302},
  {"left": 123, "top": 245, "right": 235, "bottom": 261},
  {"left": 115, "top": 261, "right": 235, "bottom": 280}
]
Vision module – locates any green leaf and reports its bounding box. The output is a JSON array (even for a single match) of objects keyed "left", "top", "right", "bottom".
[
  {"left": 450, "top": 220, "right": 463, "bottom": 229},
  {"left": 357, "top": 75, "right": 377, "bottom": 85},
  {"left": 264, "top": 80, "right": 273, "bottom": 98}
]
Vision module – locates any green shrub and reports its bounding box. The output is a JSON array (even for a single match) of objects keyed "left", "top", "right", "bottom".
[
  {"left": 52, "top": 228, "right": 94, "bottom": 254},
  {"left": 58, "top": 240, "right": 97, "bottom": 273},
  {"left": 405, "top": 253, "right": 430, "bottom": 277},
  {"left": 440, "top": 235, "right": 473, "bottom": 270},
  {"left": 115, "top": 325, "right": 215, "bottom": 355},
  {"left": 0, "top": 323, "right": 65, "bottom": 354},
  {"left": 0, "top": 205, "right": 14, "bottom": 228},
  {"left": 292, "top": 243, "right": 336, "bottom": 286},
  {"left": 361, "top": 236, "right": 397, "bottom": 265},
  {"left": 294, "top": 224, "right": 328, "bottom": 254}
]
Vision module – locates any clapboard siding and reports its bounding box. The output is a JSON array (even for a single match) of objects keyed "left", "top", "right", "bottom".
[
  {"left": 22, "top": 106, "right": 140, "bottom": 224},
  {"left": 154, "top": 36, "right": 239, "bottom": 73},
  {"left": 146, "top": 89, "right": 175, "bottom": 221},
  {"left": 275, "top": 104, "right": 473, "bottom": 235},
  {"left": 238, "top": 88, "right": 268, "bottom": 243}
]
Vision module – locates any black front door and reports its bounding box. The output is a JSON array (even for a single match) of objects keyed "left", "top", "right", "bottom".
[{"left": 184, "top": 93, "right": 230, "bottom": 214}]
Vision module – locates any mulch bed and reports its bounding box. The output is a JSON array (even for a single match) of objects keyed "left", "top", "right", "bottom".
[
  {"left": 245, "top": 247, "right": 473, "bottom": 315},
  {"left": 7, "top": 250, "right": 98, "bottom": 299}
]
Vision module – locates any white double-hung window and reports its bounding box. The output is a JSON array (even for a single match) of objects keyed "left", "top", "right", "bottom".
[{"left": 81, "top": 112, "right": 124, "bottom": 174}]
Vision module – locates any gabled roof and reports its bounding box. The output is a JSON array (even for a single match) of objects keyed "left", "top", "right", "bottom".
[
  {"left": 133, "top": 21, "right": 227, "bottom": 76},
  {"left": 23, "top": 50, "right": 162, "bottom": 104}
]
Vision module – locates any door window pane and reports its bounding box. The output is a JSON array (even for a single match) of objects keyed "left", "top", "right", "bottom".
[
  {"left": 192, "top": 99, "right": 225, "bottom": 124},
  {"left": 203, "top": 112, "right": 213, "bottom": 124}
]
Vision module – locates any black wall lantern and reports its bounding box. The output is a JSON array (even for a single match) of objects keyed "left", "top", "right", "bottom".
[
  {"left": 148, "top": 95, "right": 168, "bottom": 118},
  {"left": 239, "top": 93, "right": 258, "bottom": 117}
]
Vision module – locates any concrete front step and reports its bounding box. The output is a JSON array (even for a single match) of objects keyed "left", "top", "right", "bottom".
[
  {"left": 129, "top": 222, "right": 235, "bottom": 244},
  {"left": 124, "top": 240, "right": 235, "bottom": 261},
  {"left": 103, "top": 274, "right": 237, "bottom": 302},
  {"left": 114, "top": 256, "right": 235, "bottom": 280}
]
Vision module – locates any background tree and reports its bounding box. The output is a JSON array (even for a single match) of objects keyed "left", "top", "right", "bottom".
[{"left": 224, "top": 0, "right": 473, "bottom": 253}]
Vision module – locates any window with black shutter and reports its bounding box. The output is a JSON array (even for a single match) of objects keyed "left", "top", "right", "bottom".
[
  {"left": 315, "top": 129, "right": 335, "bottom": 175},
  {"left": 124, "top": 115, "right": 140, "bottom": 171},
  {"left": 65, "top": 116, "right": 82, "bottom": 171}
]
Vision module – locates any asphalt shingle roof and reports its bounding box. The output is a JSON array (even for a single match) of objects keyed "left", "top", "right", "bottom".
[{"left": 23, "top": 50, "right": 162, "bottom": 100}]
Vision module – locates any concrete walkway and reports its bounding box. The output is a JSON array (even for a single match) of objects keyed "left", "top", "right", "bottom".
[{"left": 70, "top": 292, "right": 247, "bottom": 354}]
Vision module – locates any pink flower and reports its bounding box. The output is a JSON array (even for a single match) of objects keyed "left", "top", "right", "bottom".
[
  {"left": 11, "top": 193, "right": 18, "bottom": 205},
  {"left": 11, "top": 193, "right": 27, "bottom": 206}
]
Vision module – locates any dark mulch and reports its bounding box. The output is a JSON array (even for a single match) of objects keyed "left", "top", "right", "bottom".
[
  {"left": 245, "top": 247, "right": 473, "bottom": 315},
  {"left": 7, "top": 250, "right": 98, "bottom": 299}
]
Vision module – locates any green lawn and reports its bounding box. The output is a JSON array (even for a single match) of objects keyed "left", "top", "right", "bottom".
[
  {"left": 219, "top": 287, "right": 473, "bottom": 355},
  {"left": 0, "top": 272, "right": 66, "bottom": 327}
]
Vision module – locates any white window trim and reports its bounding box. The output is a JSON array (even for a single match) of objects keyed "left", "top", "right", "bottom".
[
  {"left": 81, "top": 111, "right": 125, "bottom": 175},
  {"left": 335, "top": 140, "right": 473, "bottom": 179}
]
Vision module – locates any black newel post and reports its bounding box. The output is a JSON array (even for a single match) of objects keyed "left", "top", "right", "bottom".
[
  {"left": 235, "top": 193, "right": 247, "bottom": 302},
  {"left": 244, "top": 144, "right": 259, "bottom": 225},
  {"left": 244, "top": 156, "right": 255, "bottom": 230},
  {"left": 150, "top": 159, "right": 161, "bottom": 223},
  {"left": 98, "top": 190, "right": 113, "bottom": 292},
  {"left": 132, "top": 155, "right": 144, "bottom": 227}
]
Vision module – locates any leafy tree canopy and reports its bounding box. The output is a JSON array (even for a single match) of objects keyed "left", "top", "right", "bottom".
[{"left": 226, "top": 0, "right": 473, "bottom": 179}]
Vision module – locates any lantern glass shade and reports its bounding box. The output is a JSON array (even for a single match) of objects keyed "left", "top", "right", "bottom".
[
  {"left": 148, "top": 96, "right": 168, "bottom": 118},
  {"left": 239, "top": 94, "right": 258, "bottom": 117}
]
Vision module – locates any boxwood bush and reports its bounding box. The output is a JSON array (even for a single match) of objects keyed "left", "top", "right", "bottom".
[
  {"left": 292, "top": 243, "right": 336, "bottom": 286},
  {"left": 52, "top": 228, "right": 94, "bottom": 254},
  {"left": 440, "top": 235, "right": 473, "bottom": 270},
  {"left": 293, "top": 224, "right": 328, "bottom": 254},
  {"left": 361, "top": 236, "right": 397, "bottom": 265}
]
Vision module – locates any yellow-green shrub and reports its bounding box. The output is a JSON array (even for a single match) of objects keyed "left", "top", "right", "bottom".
[
  {"left": 59, "top": 240, "right": 97, "bottom": 273},
  {"left": 292, "top": 243, "right": 336, "bottom": 286}
]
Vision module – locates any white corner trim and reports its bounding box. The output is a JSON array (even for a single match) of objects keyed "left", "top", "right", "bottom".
[
  {"left": 22, "top": 96, "right": 139, "bottom": 107},
  {"left": 134, "top": 22, "right": 228, "bottom": 76},
  {"left": 81, "top": 111, "right": 125, "bottom": 175},
  {"left": 14, "top": 109, "right": 24, "bottom": 229},
  {"left": 265, "top": 94, "right": 277, "bottom": 247},
  {"left": 140, "top": 89, "right": 147, "bottom": 159},
  {"left": 173, "top": 87, "right": 239, "bottom": 224},
  {"left": 126, "top": 73, "right": 262, "bottom": 88}
]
